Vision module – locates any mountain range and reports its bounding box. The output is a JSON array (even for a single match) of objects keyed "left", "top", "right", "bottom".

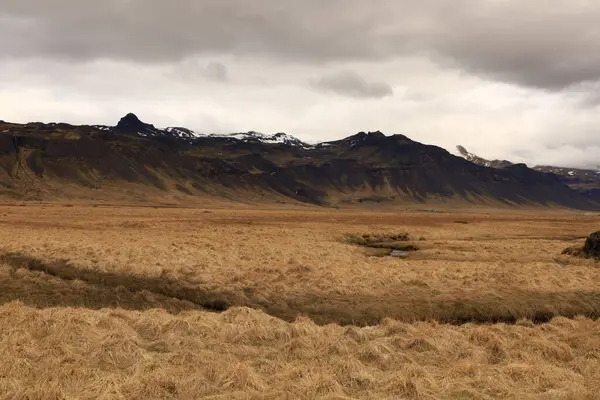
[
  {"left": 0, "top": 113, "right": 597, "bottom": 209},
  {"left": 456, "top": 146, "right": 600, "bottom": 202}
]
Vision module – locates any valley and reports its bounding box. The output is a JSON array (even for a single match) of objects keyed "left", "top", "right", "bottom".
[{"left": 0, "top": 204, "right": 599, "bottom": 398}]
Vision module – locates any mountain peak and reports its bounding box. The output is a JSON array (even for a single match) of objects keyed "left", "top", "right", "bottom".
[
  {"left": 114, "top": 113, "right": 160, "bottom": 136},
  {"left": 341, "top": 131, "right": 387, "bottom": 147},
  {"left": 118, "top": 113, "right": 142, "bottom": 124},
  {"left": 115, "top": 113, "right": 143, "bottom": 131},
  {"left": 456, "top": 145, "right": 513, "bottom": 169}
]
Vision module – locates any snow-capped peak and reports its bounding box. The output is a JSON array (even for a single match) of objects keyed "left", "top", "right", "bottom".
[
  {"left": 456, "top": 145, "right": 477, "bottom": 163},
  {"left": 456, "top": 145, "right": 513, "bottom": 169}
]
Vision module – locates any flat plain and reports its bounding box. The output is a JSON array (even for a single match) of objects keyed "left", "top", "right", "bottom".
[{"left": 0, "top": 204, "right": 599, "bottom": 399}]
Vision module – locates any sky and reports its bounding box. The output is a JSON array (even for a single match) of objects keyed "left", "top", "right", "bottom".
[{"left": 1, "top": 1, "right": 600, "bottom": 168}]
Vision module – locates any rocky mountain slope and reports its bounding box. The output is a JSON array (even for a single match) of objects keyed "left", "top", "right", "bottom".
[
  {"left": 456, "top": 146, "right": 513, "bottom": 169},
  {"left": 0, "top": 114, "right": 596, "bottom": 209},
  {"left": 457, "top": 145, "right": 600, "bottom": 202}
]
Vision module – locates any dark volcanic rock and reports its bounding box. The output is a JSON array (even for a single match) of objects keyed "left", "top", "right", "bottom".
[
  {"left": 114, "top": 113, "right": 159, "bottom": 135},
  {"left": 115, "top": 113, "right": 143, "bottom": 131},
  {"left": 584, "top": 231, "right": 600, "bottom": 259},
  {"left": 563, "top": 231, "right": 600, "bottom": 260},
  {"left": 342, "top": 131, "right": 387, "bottom": 147}
]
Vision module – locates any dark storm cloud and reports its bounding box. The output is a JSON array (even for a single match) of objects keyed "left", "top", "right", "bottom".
[
  {"left": 313, "top": 71, "right": 393, "bottom": 98},
  {"left": 0, "top": 1, "right": 382, "bottom": 61},
  {"left": 2, "top": 1, "right": 600, "bottom": 89}
]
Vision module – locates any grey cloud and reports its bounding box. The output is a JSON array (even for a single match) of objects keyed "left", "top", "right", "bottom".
[
  {"left": 0, "top": 1, "right": 379, "bottom": 61},
  {"left": 425, "top": 2, "right": 600, "bottom": 89},
  {"left": 170, "top": 60, "right": 229, "bottom": 83},
  {"left": 314, "top": 71, "right": 393, "bottom": 98},
  {"left": 3, "top": 1, "right": 600, "bottom": 89},
  {"left": 204, "top": 62, "right": 228, "bottom": 82},
  {"left": 565, "top": 82, "right": 600, "bottom": 108}
]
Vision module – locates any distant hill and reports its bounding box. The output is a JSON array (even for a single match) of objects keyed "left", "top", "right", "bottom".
[
  {"left": 457, "top": 145, "right": 600, "bottom": 202},
  {"left": 0, "top": 114, "right": 596, "bottom": 209}
]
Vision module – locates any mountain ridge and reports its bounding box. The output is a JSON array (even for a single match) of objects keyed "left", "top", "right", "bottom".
[
  {"left": 0, "top": 113, "right": 596, "bottom": 209},
  {"left": 94, "top": 113, "right": 313, "bottom": 148},
  {"left": 456, "top": 145, "right": 600, "bottom": 202}
]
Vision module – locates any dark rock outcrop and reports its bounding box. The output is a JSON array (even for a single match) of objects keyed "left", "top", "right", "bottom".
[
  {"left": 114, "top": 113, "right": 160, "bottom": 136},
  {"left": 562, "top": 231, "right": 600, "bottom": 260},
  {"left": 584, "top": 231, "right": 600, "bottom": 259}
]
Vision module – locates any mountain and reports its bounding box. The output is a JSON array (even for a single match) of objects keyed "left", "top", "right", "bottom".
[
  {"left": 456, "top": 145, "right": 600, "bottom": 202},
  {"left": 113, "top": 113, "right": 162, "bottom": 136},
  {"left": 163, "top": 127, "right": 312, "bottom": 147},
  {"left": 99, "top": 114, "right": 312, "bottom": 147},
  {"left": 0, "top": 114, "right": 596, "bottom": 209},
  {"left": 456, "top": 145, "right": 513, "bottom": 169}
]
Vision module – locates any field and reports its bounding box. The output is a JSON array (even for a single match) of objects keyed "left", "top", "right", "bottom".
[{"left": 0, "top": 204, "right": 599, "bottom": 399}]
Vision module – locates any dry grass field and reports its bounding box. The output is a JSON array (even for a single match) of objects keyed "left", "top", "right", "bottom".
[{"left": 0, "top": 204, "right": 599, "bottom": 399}]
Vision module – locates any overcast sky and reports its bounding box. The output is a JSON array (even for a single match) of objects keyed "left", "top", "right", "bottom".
[{"left": 1, "top": 1, "right": 600, "bottom": 168}]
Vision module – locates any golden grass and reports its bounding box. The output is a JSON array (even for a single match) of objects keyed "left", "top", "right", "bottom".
[{"left": 0, "top": 205, "right": 599, "bottom": 398}]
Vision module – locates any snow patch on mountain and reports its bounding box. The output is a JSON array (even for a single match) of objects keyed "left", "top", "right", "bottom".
[
  {"left": 164, "top": 127, "right": 202, "bottom": 139},
  {"left": 164, "top": 128, "right": 312, "bottom": 148}
]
